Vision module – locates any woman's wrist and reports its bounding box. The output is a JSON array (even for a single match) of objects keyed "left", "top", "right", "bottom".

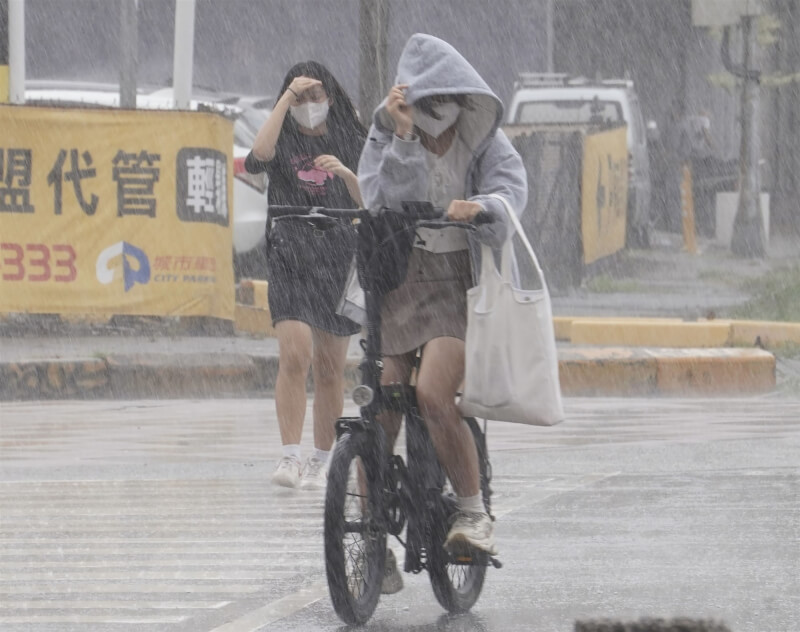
[
  {"left": 277, "top": 91, "right": 294, "bottom": 109},
  {"left": 395, "top": 127, "right": 415, "bottom": 140}
]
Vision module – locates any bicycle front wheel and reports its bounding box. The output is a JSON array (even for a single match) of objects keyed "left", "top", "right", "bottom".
[
  {"left": 324, "top": 430, "right": 387, "bottom": 625},
  {"left": 427, "top": 417, "right": 489, "bottom": 613}
]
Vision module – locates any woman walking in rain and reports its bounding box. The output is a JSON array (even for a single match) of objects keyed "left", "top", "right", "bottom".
[
  {"left": 358, "top": 34, "right": 527, "bottom": 591},
  {"left": 245, "top": 61, "right": 365, "bottom": 490}
]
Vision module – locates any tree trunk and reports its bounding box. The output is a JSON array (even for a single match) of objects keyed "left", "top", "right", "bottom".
[
  {"left": 771, "top": 0, "right": 800, "bottom": 234},
  {"left": 731, "top": 16, "right": 766, "bottom": 258},
  {"left": 358, "top": 0, "right": 388, "bottom": 130}
]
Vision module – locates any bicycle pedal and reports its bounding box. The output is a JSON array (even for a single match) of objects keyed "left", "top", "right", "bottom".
[{"left": 446, "top": 543, "right": 489, "bottom": 566}]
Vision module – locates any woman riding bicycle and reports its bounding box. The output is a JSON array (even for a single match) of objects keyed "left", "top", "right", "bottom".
[{"left": 358, "top": 34, "right": 528, "bottom": 562}]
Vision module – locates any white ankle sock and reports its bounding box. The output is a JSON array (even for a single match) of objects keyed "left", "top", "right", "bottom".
[
  {"left": 457, "top": 494, "right": 484, "bottom": 514},
  {"left": 313, "top": 448, "right": 331, "bottom": 464},
  {"left": 282, "top": 444, "right": 301, "bottom": 461}
]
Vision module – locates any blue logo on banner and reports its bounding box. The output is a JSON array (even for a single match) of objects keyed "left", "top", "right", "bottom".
[{"left": 96, "top": 241, "right": 151, "bottom": 291}]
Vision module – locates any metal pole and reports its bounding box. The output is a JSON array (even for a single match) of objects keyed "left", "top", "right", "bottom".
[
  {"left": 546, "top": 0, "right": 554, "bottom": 72},
  {"left": 1, "top": 0, "right": 8, "bottom": 102},
  {"left": 119, "top": 0, "right": 138, "bottom": 109},
  {"left": 8, "top": 0, "right": 23, "bottom": 104},
  {"left": 358, "top": 0, "right": 388, "bottom": 129},
  {"left": 731, "top": 15, "right": 765, "bottom": 257},
  {"left": 172, "top": 0, "right": 196, "bottom": 110}
]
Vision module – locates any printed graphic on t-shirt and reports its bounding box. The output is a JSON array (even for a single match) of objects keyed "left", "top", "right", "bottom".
[{"left": 291, "top": 153, "right": 333, "bottom": 196}]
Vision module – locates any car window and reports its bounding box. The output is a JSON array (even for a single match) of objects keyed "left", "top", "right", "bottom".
[
  {"left": 233, "top": 108, "right": 269, "bottom": 147},
  {"left": 517, "top": 100, "right": 623, "bottom": 125}
]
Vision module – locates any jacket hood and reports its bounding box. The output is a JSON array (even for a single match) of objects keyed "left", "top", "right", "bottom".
[{"left": 374, "top": 34, "right": 503, "bottom": 154}]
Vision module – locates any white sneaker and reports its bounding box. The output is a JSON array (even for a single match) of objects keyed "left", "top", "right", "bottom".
[
  {"left": 272, "top": 456, "right": 302, "bottom": 488},
  {"left": 300, "top": 455, "right": 328, "bottom": 490},
  {"left": 445, "top": 511, "right": 497, "bottom": 555},
  {"left": 381, "top": 548, "right": 403, "bottom": 595}
]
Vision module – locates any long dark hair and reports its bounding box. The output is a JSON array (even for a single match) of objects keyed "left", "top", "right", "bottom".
[{"left": 275, "top": 61, "right": 366, "bottom": 163}]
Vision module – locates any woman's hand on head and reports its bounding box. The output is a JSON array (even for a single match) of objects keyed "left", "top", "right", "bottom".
[
  {"left": 447, "top": 200, "right": 482, "bottom": 223},
  {"left": 314, "top": 154, "right": 350, "bottom": 178},
  {"left": 386, "top": 84, "right": 413, "bottom": 137},
  {"left": 283, "top": 76, "right": 323, "bottom": 105}
]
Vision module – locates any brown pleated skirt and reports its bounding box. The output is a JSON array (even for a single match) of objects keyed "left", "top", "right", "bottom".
[{"left": 380, "top": 247, "right": 472, "bottom": 356}]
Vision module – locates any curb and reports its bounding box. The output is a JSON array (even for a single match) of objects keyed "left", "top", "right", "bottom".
[
  {"left": 0, "top": 346, "right": 776, "bottom": 401},
  {"left": 554, "top": 316, "right": 800, "bottom": 348},
  {"left": 234, "top": 309, "right": 800, "bottom": 350},
  {"left": 559, "top": 347, "right": 776, "bottom": 396}
]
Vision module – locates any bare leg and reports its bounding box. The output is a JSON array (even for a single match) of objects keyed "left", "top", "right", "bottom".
[
  {"left": 274, "top": 320, "right": 313, "bottom": 446},
  {"left": 310, "top": 328, "right": 351, "bottom": 451},
  {"left": 415, "top": 337, "right": 479, "bottom": 498}
]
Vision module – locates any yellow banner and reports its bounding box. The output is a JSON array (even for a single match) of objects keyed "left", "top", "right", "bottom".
[
  {"left": 581, "top": 126, "right": 629, "bottom": 264},
  {"left": 0, "top": 66, "right": 7, "bottom": 103},
  {"left": 0, "top": 105, "right": 234, "bottom": 320}
]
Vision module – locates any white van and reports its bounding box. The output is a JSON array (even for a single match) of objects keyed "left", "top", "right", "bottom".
[{"left": 506, "top": 73, "right": 655, "bottom": 247}]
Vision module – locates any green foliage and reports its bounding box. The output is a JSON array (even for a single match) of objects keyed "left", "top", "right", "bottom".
[
  {"left": 704, "top": 13, "right": 798, "bottom": 93},
  {"left": 730, "top": 264, "right": 800, "bottom": 322},
  {"left": 757, "top": 13, "right": 782, "bottom": 47}
]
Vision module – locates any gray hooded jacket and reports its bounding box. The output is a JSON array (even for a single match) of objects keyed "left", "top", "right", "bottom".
[{"left": 357, "top": 33, "right": 528, "bottom": 281}]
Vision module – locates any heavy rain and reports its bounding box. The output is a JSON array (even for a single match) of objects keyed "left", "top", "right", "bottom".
[{"left": 0, "top": 1, "right": 798, "bottom": 631}]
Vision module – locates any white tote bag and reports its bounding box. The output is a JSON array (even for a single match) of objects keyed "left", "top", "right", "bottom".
[
  {"left": 336, "top": 257, "right": 367, "bottom": 326},
  {"left": 458, "top": 194, "right": 565, "bottom": 426}
]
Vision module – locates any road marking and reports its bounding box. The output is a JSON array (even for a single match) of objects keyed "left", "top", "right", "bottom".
[
  {"left": 0, "top": 583, "right": 262, "bottom": 595},
  {"left": 209, "top": 582, "right": 329, "bottom": 632},
  {"left": 204, "top": 472, "right": 622, "bottom": 631},
  {"left": 0, "top": 600, "right": 230, "bottom": 610},
  {"left": 5, "top": 569, "right": 287, "bottom": 581},
  {"left": 493, "top": 472, "right": 621, "bottom": 519},
  {"left": 0, "top": 615, "right": 189, "bottom": 624},
  {"left": 0, "top": 559, "right": 315, "bottom": 569},
  {"left": 0, "top": 546, "right": 321, "bottom": 556}
]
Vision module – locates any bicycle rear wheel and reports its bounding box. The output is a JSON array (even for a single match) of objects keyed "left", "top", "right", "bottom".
[
  {"left": 428, "top": 417, "right": 490, "bottom": 613},
  {"left": 324, "top": 430, "right": 387, "bottom": 625}
]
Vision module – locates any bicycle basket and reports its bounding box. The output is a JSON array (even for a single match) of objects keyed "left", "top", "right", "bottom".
[{"left": 357, "top": 210, "right": 417, "bottom": 295}]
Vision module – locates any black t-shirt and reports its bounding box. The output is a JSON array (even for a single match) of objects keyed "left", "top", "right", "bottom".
[{"left": 245, "top": 129, "right": 364, "bottom": 210}]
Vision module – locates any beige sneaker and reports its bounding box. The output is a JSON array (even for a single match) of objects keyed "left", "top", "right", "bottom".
[
  {"left": 381, "top": 548, "right": 403, "bottom": 595},
  {"left": 271, "top": 456, "right": 302, "bottom": 488},
  {"left": 300, "top": 456, "right": 327, "bottom": 490},
  {"left": 445, "top": 511, "right": 497, "bottom": 555}
]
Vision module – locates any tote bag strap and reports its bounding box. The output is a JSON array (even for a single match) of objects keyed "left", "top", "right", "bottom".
[{"left": 486, "top": 193, "right": 546, "bottom": 286}]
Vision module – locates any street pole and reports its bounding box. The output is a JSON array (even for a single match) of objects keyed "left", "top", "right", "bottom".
[
  {"left": 546, "top": 0, "right": 554, "bottom": 72},
  {"left": 172, "top": 0, "right": 196, "bottom": 110},
  {"left": 119, "top": 0, "right": 138, "bottom": 109},
  {"left": 7, "top": 0, "right": 23, "bottom": 104},
  {"left": 730, "top": 15, "right": 765, "bottom": 257},
  {"left": 358, "top": 0, "right": 388, "bottom": 129},
  {"left": 1, "top": 0, "right": 8, "bottom": 102}
]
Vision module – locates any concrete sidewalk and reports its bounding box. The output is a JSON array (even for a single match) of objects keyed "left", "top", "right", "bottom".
[
  {"left": 0, "top": 326, "right": 779, "bottom": 401},
  {"left": 2, "top": 231, "right": 797, "bottom": 401}
]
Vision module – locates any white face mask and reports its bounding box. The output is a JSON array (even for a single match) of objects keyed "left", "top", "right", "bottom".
[
  {"left": 413, "top": 101, "right": 460, "bottom": 138},
  {"left": 291, "top": 101, "right": 329, "bottom": 129}
]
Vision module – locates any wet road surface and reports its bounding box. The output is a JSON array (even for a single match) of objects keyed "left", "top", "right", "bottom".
[{"left": 1, "top": 397, "right": 798, "bottom": 631}]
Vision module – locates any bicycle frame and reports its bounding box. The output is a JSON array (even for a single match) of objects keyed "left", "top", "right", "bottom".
[{"left": 331, "top": 204, "right": 491, "bottom": 574}]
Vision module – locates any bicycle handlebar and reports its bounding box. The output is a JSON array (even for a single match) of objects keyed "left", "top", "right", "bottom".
[
  {"left": 267, "top": 205, "right": 368, "bottom": 221},
  {"left": 268, "top": 203, "right": 494, "bottom": 226}
]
